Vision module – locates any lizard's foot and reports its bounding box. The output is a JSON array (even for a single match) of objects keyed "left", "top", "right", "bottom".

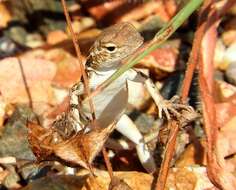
[{"left": 158, "top": 95, "right": 195, "bottom": 121}]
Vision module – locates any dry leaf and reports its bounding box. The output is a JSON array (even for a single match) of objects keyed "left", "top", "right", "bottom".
[
  {"left": 219, "top": 117, "right": 236, "bottom": 160},
  {"left": 28, "top": 122, "right": 116, "bottom": 169},
  {"left": 138, "top": 40, "right": 181, "bottom": 78},
  {"left": 85, "top": 1, "right": 125, "bottom": 21},
  {"left": 79, "top": 170, "right": 152, "bottom": 190},
  {"left": 0, "top": 3, "right": 11, "bottom": 27},
  {"left": 109, "top": 176, "right": 133, "bottom": 190},
  {"left": 27, "top": 123, "right": 55, "bottom": 161},
  {"left": 21, "top": 175, "right": 88, "bottom": 190},
  {"left": 84, "top": 1, "right": 170, "bottom": 24},
  {"left": 53, "top": 124, "right": 116, "bottom": 169},
  {"left": 0, "top": 96, "right": 6, "bottom": 127},
  {"left": 0, "top": 57, "right": 56, "bottom": 114},
  {"left": 215, "top": 80, "right": 236, "bottom": 102},
  {"left": 77, "top": 168, "right": 215, "bottom": 190},
  {"left": 176, "top": 140, "right": 207, "bottom": 167},
  {"left": 117, "top": 1, "right": 170, "bottom": 23},
  {"left": 45, "top": 49, "right": 82, "bottom": 88},
  {"left": 216, "top": 102, "right": 236, "bottom": 126},
  {"left": 46, "top": 30, "right": 68, "bottom": 45}
]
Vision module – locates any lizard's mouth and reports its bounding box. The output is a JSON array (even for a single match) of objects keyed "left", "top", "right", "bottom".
[{"left": 85, "top": 54, "right": 120, "bottom": 71}]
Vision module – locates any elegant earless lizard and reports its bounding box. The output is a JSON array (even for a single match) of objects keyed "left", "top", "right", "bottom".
[{"left": 53, "top": 22, "right": 194, "bottom": 173}]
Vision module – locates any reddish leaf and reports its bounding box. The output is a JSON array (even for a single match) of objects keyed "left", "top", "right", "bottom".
[
  {"left": 216, "top": 102, "right": 236, "bottom": 126},
  {"left": 0, "top": 57, "right": 56, "bottom": 114},
  {"left": 45, "top": 49, "right": 82, "bottom": 88}
]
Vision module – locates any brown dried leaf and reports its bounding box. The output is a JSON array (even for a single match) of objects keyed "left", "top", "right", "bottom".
[
  {"left": 23, "top": 168, "right": 215, "bottom": 189},
  {"left": 219, "top": 117, "right": 236, "bottom": 159},
  {"left": 46, "top": 30, "right": 68, "bottom": 45},
  {"left": 166, "top": 167, "right": 215, "bottom": 190},
  {"left": 214, "top": 80, "right": 236, "bottom": 102},
  {"left": 0, "top": 57, "right": 56, "bottom": 114},
  {"left": 0, "top": 3, "right": 11, "bottom": 28},
  {"left": 22, "top": 175, "right": 88, "bottom": 190},
  {"left": 109, "top": 177, "right": 133, "bottom": 190},
  {"left": 138, "top": 40, "right": 180, "bottom": 78},
  {"left": 86, "top": 1, "right": 124, "bottom": 21},
  {"left": 0, "top": 96, "right": 6, "bottom": 127},
  {"left": 27, "top": 123, "right": 55, "bottom": 161},
  {"left": 77, "top": 168, "right": 215, "bottom": 190},
  {"left": 53, "top": 124, "right": 116, "bottom": 169},
  {"left": 84, "top": 1, "right": 170, "bottom": 24},
  {"left": 79, "top": 171, "right": 152, "bottom": 190},
  {"left": 176, "top": 140, "right": 207, "bottom": 167},
  {"left": 117, "top": 1, "right": 170, "bottom": 23},
  {"left": 28, "top": 121, "right": 116, "bottom": 169},
  {"left": 45, "top": 49, "right": 82, "bottom": 87},
  {"left": 216, "top": 102, "right": 236, "bottom": 126}
]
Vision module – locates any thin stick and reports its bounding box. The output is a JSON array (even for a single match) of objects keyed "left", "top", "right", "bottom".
[
  {"left": 60, "top": 0, "right": 95, "bottom": 120},
  {"left": 102, "top": 147, "right": 113, "bottom": 179},
  {"left": 155, "top": 121, "right": 179, "bottom": 190}
]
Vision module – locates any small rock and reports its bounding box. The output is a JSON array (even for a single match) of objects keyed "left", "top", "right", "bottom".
[
  {"left": 25, "top": 33, "right": 45, "bottom": 48},
  {"left": 214, "top": 40, "right": 227, "bottom": 70},
  {"left": 129, "top": 111, "right": 155, "bottom": 134},
  {"left": 226, "top": 62, "right": 236, "bottom": 85},
  {"left": 222, "top": 30, "right": 236, "bottom": 46},
  {"left": 70, "top": 17, "right": 95, "bottom": 34},
  {"left": 224, "top": 43, "right": 236, "bottom": 65},
  {"left": 215, "top": 80, "right": 236, "bottom": 101},
  {"left": 0, "top": 105, "right": 36, "bottom": 160},
  {"left": 214, "top": 70, "right": 224, "bottom": 81},
  {"left": 47, "top": 30, "right": 68, "bottom": 45}
]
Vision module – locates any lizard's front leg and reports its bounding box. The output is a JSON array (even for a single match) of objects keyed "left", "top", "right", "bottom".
[
  {"left": 116, "top": 114, "right": 156, "bottom": 173},
  {"left": 132, "top": 71, "right": 196, "bottom": 121},
  {"left": 144, "top": 78, "right": 195, "bottom": 121}
]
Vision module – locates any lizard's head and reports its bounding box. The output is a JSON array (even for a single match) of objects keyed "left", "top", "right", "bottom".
[{"left": 86, "top": 22, "right": 144, "bottom": 71}]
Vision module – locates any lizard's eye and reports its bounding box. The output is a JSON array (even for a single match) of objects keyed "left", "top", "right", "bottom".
[{"left": 104, "top": 43, "right": 117, "bottom": 52}]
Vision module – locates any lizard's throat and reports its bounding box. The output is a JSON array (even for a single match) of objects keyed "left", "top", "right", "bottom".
[{"left": 87, "top": 66, "right": 118, "bottom": 76}]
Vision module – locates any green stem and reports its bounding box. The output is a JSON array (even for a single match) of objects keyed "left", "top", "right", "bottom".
[{"left": 95, "top": 0, "right": 203, "bottom": 94}]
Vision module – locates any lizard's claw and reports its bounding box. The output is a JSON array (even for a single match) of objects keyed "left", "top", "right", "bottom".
[{"left": 157, "top": 95, "right": 195, "bottom": 121}]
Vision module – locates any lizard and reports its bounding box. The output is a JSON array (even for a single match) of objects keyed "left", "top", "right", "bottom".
[{"left": 52, "top": 22, "right": 195, "bottom": 173}]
